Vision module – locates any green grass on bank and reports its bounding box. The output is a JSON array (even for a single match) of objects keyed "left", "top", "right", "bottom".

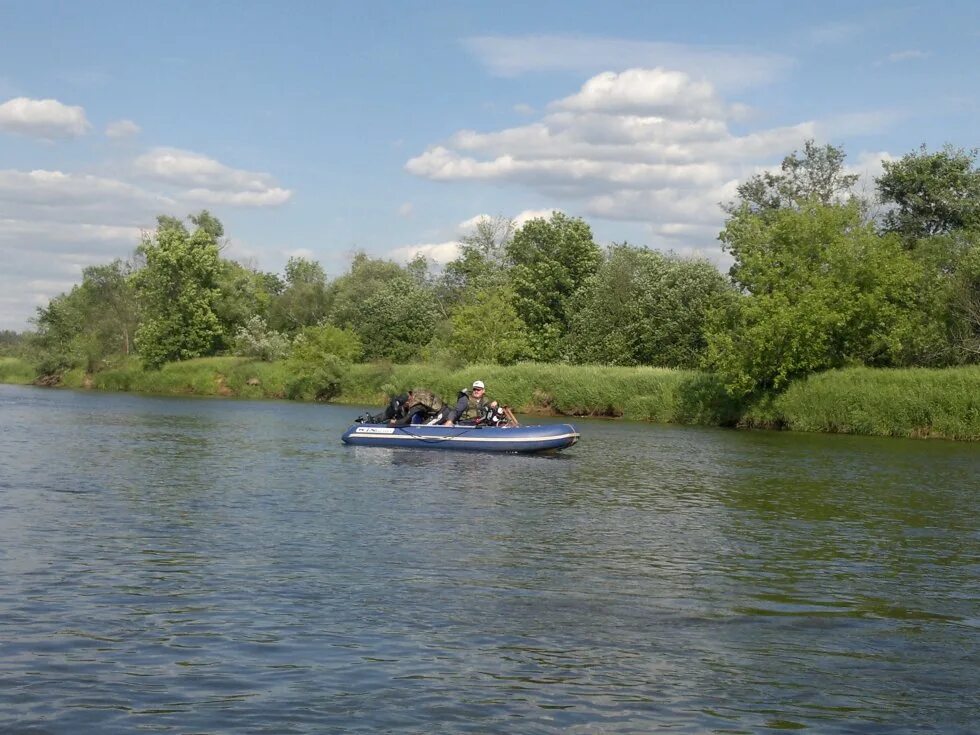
[
  {"left": 341, "top": 362, "right": 743, "bottom": 426},
  {"left": 744, "top": 365, "right": 980, "bottom": 440},
  {"left": 48, "top": 357, "right": 741, "bottom": 426},
  {"left": 60, "top": 356, "right": 293, "bottom": 400},
  {"left": 0, "top": 357, "right": 33, "bottom": 384},
  {"left": 7, "top": 355, "right": 980, "bottom": 440}
]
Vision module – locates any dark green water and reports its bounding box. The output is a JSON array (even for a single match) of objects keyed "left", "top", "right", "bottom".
[{"left": 0, "top": 384, "right": 977, "bottom": 734}]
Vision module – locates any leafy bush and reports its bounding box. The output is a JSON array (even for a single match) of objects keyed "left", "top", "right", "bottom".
[
  {"left": 233, "top": 316, "right": 290, "bottom": 361},
  {"left": 285, "top": 323, "right": 362, "bottom": 400}
]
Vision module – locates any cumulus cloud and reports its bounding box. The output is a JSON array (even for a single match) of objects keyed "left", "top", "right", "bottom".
[
  {"left": 105, "top": 119, "right": 141, "bottom": 138},
  {"left": 134, "top": 147, "right": 293, "bottom": 207},
  {"left": 0, "top": 97, "right": 91, "bottom": 139},
  {"left": 389, "top": 208, "right": 568, "bottom": 267},
  {"left": 1, "top": 143, "right": 294, "bottom": 328},
  {"left": 554, "top": 68, "right": 728, "bottom": 119},
  {"left": 389, "top": 240, "right": 461, "bottom": 264},
  {"left": 406, "top": 65, "right": 897, "bottom": 249},
  {"left": 514, "top": 209, "right": 560, "bottom": 227},
  {"left": 0, "top": 169, "right": 174, "bottom": 228}
]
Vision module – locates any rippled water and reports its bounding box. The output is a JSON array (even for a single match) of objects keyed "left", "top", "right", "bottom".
[{"left": 1, "top": 384, "right": 978, "bottom": 733}]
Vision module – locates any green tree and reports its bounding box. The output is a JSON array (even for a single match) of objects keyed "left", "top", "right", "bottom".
[
  {"left": 0, "top": 330, "right": 24, "bottom": 356},
  {"left": 327, "top": 253, "right": 439, "bottom": 361},
  {"left": 706, "top": 202, "right": 924, "bottom": 396},
  {"left": 449, "top": 287, "right": 530, "bottom": 365},
  {"left": 566, "top": 245, "right": 735, "bottom": 367},
  {"left": 212, "top": 260, "right": 281, "bottom": 348},
  {"left": 189, "top": 209, "right": 225, "bottom": 241},
  {"left": 440, "top": 215, "right": 513, "bottom": 306},
  {"left": 268, "top": 257, "right": 330, "bottom": 332},
  {"left": 505, "top": 212, "right": 601, "bottom": 360},
  {"left": 30, "top": 259, "right": 138, "bottom": 374},
  {"left": 30, "top": 289, "right": 85, "bottom": 375},
  {"left": 133, "top": 216, "right": 223, "bottom": 369},
  {"left": 726, "top": 140, "right": 860, "bottom": 215},
  {"left": 76, "top": 260, "right": 139, "bottom": 363},
  {"left": 923, "top": 230, "right": 980, "bottom": 362},
  {"left": 877, "top": 144, "right": 980, "bottom": 243},
  {"left": 286, "top": 323, "right": 362, "bottom": 400}
]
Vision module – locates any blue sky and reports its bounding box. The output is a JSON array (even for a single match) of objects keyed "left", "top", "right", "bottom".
[{"left": 1, "top": 0, "right": 977, "bottom": 329}]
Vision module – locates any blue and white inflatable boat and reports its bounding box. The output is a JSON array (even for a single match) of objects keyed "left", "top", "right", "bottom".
[{"left": 341, "top": 422, "right": 580, "bottom": 453}]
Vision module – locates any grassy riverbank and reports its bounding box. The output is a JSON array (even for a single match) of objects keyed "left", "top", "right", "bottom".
[
  {"left": 0, "top": 357, "right": 33, "bottom": 384},
  {"left": 52, "top": 357, "right": 742, "bottom": 426},
  {"left": 4, "top": 356, "right": 980, "bottom": 440},
  {"left": 745, "top": 366, "right": 980, "bottom": 440}
]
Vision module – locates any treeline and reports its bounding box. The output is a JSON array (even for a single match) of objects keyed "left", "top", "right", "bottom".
[{"left": 14, "top": 141, "right": 980, "bottom": 402}]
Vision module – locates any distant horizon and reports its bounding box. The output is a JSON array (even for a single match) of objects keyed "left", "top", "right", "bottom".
[{"left": 2, "top": 0, "right": 977, "bottom": 330}]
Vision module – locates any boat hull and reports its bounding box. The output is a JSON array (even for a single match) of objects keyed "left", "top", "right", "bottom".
[{"left": 341, "top": 422, "right": 579, "bottom": 453}]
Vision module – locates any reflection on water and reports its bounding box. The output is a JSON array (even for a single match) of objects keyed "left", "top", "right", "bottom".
[{"left": 0, "top": 384, "right": 978, "bottom": 734}]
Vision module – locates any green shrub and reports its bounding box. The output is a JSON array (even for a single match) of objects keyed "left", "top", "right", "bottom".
[{"left": 0, "top": 357, "right": 34, "bottom": 384}]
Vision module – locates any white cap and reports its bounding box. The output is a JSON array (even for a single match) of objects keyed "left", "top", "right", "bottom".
[{"left": 472, "top": 380, "right": 485, "bottom": 389}]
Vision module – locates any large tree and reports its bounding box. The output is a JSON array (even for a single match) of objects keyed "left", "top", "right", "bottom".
[
  {"left": 133, "top": 215, "right": 223, "bottom": 369},
  {"left": 212, "top": 260, "right": 282, "bottom": 348},
  {"left": 566, "top": 245, "right": 734, "bottom": 368},
  {"left": 30, "top": 259, "right": 137, "bottom": 374},
  {"left": 449, "top": 286, "right": 530, "bottom": 365},
  {"left": 505, "top": 212, "right": 601, "bottom": 361},
  {"left": 327, "top": 253, "right": 439, "bottom": 362},
  {"left": 726, "top": 140, "right": 860, "bottom": 215},
  {"left": 441, "top": 215, "right": 513, "bottom": 306},
  {"left": 268, "top": 256, "right": 329, "bottom": 332},
  {"left": 876, "top": 144, "right": 980, "bottom": 243},
  {"left": 706, "top": 202, "right": 926, "bottom": 396}
]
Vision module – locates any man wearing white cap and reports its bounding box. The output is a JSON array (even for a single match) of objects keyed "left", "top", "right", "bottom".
[{"left": 441, "top": 379, "right": 496, "bottom": 426}]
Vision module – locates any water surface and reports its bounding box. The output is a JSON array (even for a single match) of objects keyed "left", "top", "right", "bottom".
[{"left": 1, "top": 384, "right": 977, "bottom": 733}]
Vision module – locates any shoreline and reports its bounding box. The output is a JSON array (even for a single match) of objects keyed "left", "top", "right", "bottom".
[{"left": 3, "top": 356, "right": 980, "bottom": 441}]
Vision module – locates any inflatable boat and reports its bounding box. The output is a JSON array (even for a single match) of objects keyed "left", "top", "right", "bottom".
[{"left": 341, "top": 422, "right": 580, "bottom": 453}]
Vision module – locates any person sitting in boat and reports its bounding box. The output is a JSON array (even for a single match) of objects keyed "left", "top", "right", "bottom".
[
  {"left": 356, "top": 391, "right": 408, "bottom": 424},
  {"left": 440, "top": 380, "right": 511, "bottom": 427},
  {"left": 384, "top": 391, "right": 413, "bottom": 422},
  {"left": 391, "top": 388, "right": 445, "bottom": 426}
]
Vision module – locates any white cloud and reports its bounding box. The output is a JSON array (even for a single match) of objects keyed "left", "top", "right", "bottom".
[
  {"left": 134, "top": 147, "right": 293, "bottom": 207},
  {"left": 180, "top": 187, "right": 292, "bottom": 207},
  {"left": 407, "top": 65, "right": 900, "bottom": 250},
  {"left": 0, "top": 145, "right": 293, "bottom": 328},
  {"left": 0, "top": 218, "right": 143, "bottom": 249},
  {"left": 463, "top": 35, "right": 792, "bottom": 91},
  {"left": 554, "top": 68, "right": 728, "bottom": 119},
  {"left": 0, "top": 97, "right": 91, "bottom": 139},
  {"left": 398, "top": 202, "right": 414, "bottom": 218},
  {"left": 457, "top": 213, "right": 492, "bottom": 233},
  {"left": 457, "top": 209, "right": 560, "bottom": 233},
  {"left": 389, "top": 240, "right": 461, "bottom": 264},
  {"left": 0, "top": 168, "right": 172, "bottom": 218},
  {"left": 105, "top": 119, "right": 141, "bottom": 138},
  {"left": 514, "top": 209, "right": 559, "bottom": 227}
]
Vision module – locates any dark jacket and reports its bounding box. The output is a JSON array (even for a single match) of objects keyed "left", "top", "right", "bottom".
[
  {"left": 451, "top": 389, "right": 487, "bottom": 423},
  {"left": 380, "top": 393, "right": 410, "bottom": 422}
]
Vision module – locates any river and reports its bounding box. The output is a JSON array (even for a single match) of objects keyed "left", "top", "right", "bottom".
[{"left": 0, "top": 384, "right": 977, "bottom": 733}]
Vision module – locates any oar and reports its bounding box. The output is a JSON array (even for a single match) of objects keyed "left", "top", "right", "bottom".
[{"left": 503, "top": 406, "right": 520, "bottom": 427}]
